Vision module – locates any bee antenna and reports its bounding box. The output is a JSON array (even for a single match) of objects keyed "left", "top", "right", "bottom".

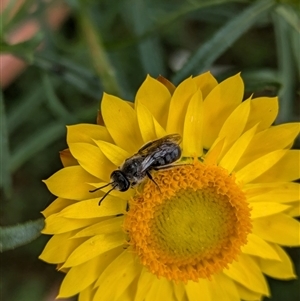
[
  {"left": 89, "top": 182, "right": 111, "bottom": 193},
  {"left": 98, "top": 185, "right": 117, "bottom": 206}
]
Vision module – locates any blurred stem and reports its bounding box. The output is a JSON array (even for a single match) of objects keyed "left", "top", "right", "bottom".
[
  {"left": 78, "top": 4, "right": 121, "bottom": 96},
  {"left": 272, "top": 8, "right": 296, "bottom": 123}
]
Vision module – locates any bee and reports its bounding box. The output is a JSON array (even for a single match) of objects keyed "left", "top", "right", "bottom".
[{"left": 90, "top": 133, "right": 182, "bottom": 205}]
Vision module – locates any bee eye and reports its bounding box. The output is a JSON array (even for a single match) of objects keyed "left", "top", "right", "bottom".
[{"left": 111, "top": 171, "right": 130, "bottom": 192}]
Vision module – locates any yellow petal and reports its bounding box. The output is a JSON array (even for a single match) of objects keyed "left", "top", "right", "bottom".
[
  {"left": 42, "top": 214, "right": 102, "bottom": 234},
  {"left": 254, "top": 150, "right": 300, "bottom": 183},
  {"left": 136, "top": 102, "right": 159, "bottom": 143},
  {"left": 185, "top": 279, "right": 211, "bottom": 301},
  {"left": 94, "top": 140, "right": 129, "bottom": 167},
  {"left": 246, "top": 182, "right": 300, "bottom": 203},
  {"left": 41, "top": 198, "right": 75, "bottom": 218},
  {"left": 67, "top": 124, "right": 112, "bottom": 144},
  {"left": 101, "top": 93, "right": 143, "bottom": 153},
  {"left": 73, "top": 216, "right": 124, "bottom": 238},
  {"left": 94, "top": 251, "right": 141, "bottom": 300},
  {"left": 172, "top": 282, "right": 186, "bottom": 301},
  {"left": 156, "top": 75, "right": 176, "bottom": 94},
  {"left": 43, "top": 166, "right": 98, "bottom": 200},
  {"left": 217, "top": 98, "right": 251, "bottom": 157},
  {"left": 58, "top": 255, "right": 111, "bottom": 298},
  {"left": 241, "top": 233, "right": 281, "bottom": 261},
  {"left": 166, "top": 77, "right": 197, "bottom": 136},
  {"left": 244, "top": 97, "right": 278, "bottom": 132},
  {"left": 193, "top": 71, "right": 218, "bottom": 99},
  {"left": 57, "top": 197, "right": 126, "bottom": 219},
  {"left": 258, "top": 244, "right": 297, "bottom": 279},
  {"left": 209, "top": 273, "right": 240, "bottom": 301},
  {"left": 204, "top": 138, "right": 225, "bottom": 165},
  {"left": 39, "top": 231, "right": 86, "bottom": 264},
  {"left": 69, "top": 142, "right": 116, "bottom": 181},
  {"left": 235, "top": 150, "right": 288, "bottom": 184},
  {"left": 143, "top": 277, "right": 174, "bottom": 301},
  {"left": 59, "top": 149, "right": 78, "bottom": 167},
  {"left": 135, "top": 75, "right": 171, "bottom": 128},
  {"left": 202, "top": 73, "right": 244, "bottom": 148},
  {"left": 250, "top": 202, "right": 291, "bottom": 219},
  {"left": 134, "top": 269, "right": 157, "bottom": 301},
  {"left": 219, "top": 124, "right": 258, "bottom": 173},
  {"left": 235, "top": 283, "right": 263, "bottom": 301},
  {"left": 182, "top": 89, "right": 203, "bottom": 157},
  {"left": 286, "top": 202, "right": 300, "bottom": 217},
  {"left": 63, "top": 232, "right": 125, "bottom": 267},
  {"left": 78, "top": 286, "right": 95, "bottom": 301},
  {"left": 252, "top": 213, "right": 300, "bottom": 246},
  {"left": 224, "top": 254, "right": 269, "bottom": 296},
  {"left": 236, "top": 123, "right": 300, "bottom": 169}
]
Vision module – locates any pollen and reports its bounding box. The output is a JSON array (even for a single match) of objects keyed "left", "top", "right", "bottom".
[{"left": 124, "top": 160, "right": 252, "bottom": 282}]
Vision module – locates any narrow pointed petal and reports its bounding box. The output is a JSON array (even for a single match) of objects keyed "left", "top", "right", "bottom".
[
  {"left": 39, "top": 231, "right": 86, "bottom": 264},
  {"left": 94, "top": 251, "right": 141, "bottom": 300},
  {"left": 252, "top": 213, "right": 300, "bottom": 246},
  {"left": 144, "top": 278, "right": 174, "bottom": 301},
  {"left": 41, "top": 198, "right": 75, "bottom": 218},
  {"left": 182, "top": 89, "right": 203, "bottom": 157},
  {"left": 251, "top": 202, "right": 290, "bottom": 219},
  {"left": 217, "top": 98, "right": 251, "bottom": 156},
  {"left": 67, "top": 124, "right": 112, "bottom": 144},
  {"left": 166, "top": 77, "right": 197, "bottom": 135},
  {"left": 57, "top": 197, "right": 126, "bottom": 219},
  {"left": 254, "top": 150, "right": 300, "bottom": 183},
  {"left": 94, "top": 140, "right": 129, "bottom": 167},
  {"left": 244, "top": 97, "right": 278, "bottom": 132},
  {"left": 63, "top": 232, "right": 125, "bottom": 267},
  {"left": 224, "top": 254, "right": 269, "bottom": 296},
  {"left": 219, "top": 124, "right": 257, "bottom": 173},
  {"left": 202, "top": 74, "right": 244, "bottom": 148},
  {"left": 236, "top": 123, "right": 300, "bottom": 169},
  {"left": 134, "top": 269, "right": 156, "bottom": 301},
  {"left": 246, "top": 182, "right": 300, "bottom": 203},
  {"left": 43, "top": 214, "right": 102, "bottom": 234},
  {"left": 73, "top": 216, "right": 124, "bottom": 238},
  {"left": 101, "top": 93, "right": 143, "bottom": 153},
  {"left": 60, "top": 149, "right": 78, "bottom": 167},
  {"left": 235, "top": 150, "right": 288, "bottom": 184},
  {"left": 235, "top": 283, "right": 263, "bottom": 301},
  {"left": 193, "top": 71, "right": 218, "bottom": 99},
  {"left": 242, "top": 233, "right": 281, "bottom": 261},
  {"left": 135, "top": 75, "right": 171, "bottom": 128},
  {"left": 209, "top": 274, "right": 240, "bottom": 301},
  {"left": 136, "top": 102, "right": 159, "bottom": 143},
  {"left": 258, "top": 244, "right": 297, "bottom": 279},
  {"left": 185, "top": 280, "right": 211, "bottom": 301},
  {"left": 69, "top": 142, "right": 116, "bottom": 181},
  {"left": 43, "top": 166, "right": 99, "bottom": 200}
]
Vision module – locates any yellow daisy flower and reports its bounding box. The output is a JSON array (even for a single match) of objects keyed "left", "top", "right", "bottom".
[{"left": 39, "top": 73, "right": 300, "bottom": 301}]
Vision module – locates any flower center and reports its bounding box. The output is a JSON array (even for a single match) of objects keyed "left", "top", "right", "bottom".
[{"left": 124, "top": 160, "right": 252, "bottom": 282}]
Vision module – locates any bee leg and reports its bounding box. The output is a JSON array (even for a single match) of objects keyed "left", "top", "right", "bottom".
[
  {"left": 146, "top": 171, "right": 161, "bottom": 192},
  {"left": 153, "top": 162, "right": 192, "bottom": 171}
]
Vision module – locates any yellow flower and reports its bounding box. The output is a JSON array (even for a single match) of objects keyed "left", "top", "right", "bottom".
[{"left": 39, "top": 73, "right": 300, "bottom": 301}]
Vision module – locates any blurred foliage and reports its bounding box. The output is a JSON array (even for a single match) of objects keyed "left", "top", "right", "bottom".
[{"left": 0, "top": 0, "right": 299, "bottom": 300}]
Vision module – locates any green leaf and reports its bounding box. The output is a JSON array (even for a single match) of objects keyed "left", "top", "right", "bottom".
[
  {"left": 0, "top": 92, "right": 12, "bottom": 198},
  {"left": 172, "top": 0, "right": 276, "bottom": 84},
  {"left": 10, "top": 122, "right": 66, "bottom": 172},
  {"left": 122, "top": 0, "right": 166, "bottom": 76},
  {"left": 0, "top": 219, "right": 44, "bottom": 252}
]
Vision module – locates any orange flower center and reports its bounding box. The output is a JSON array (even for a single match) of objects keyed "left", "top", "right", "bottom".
[{"left": 124, "top": 160, "right": 252, "bottom": 282}]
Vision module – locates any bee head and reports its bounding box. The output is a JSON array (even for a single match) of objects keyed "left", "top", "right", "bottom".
[
  {"left": 89, "top": 170, "right": 130, "bottom": 206},
  {"left": 110, "top": 170, "right": 130, "bottom": 192}
]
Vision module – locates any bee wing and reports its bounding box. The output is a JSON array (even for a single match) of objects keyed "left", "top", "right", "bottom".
[
  {"left": 138, "top": 134, "right": 181, "bottom": 156},
  {"left": 139, "top": 135, "right": 182, "bottom": 173}
]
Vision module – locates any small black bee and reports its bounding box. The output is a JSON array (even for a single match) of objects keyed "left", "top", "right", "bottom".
[{"left": 90, "top": 134, "right": 182, "bottom": 205}]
